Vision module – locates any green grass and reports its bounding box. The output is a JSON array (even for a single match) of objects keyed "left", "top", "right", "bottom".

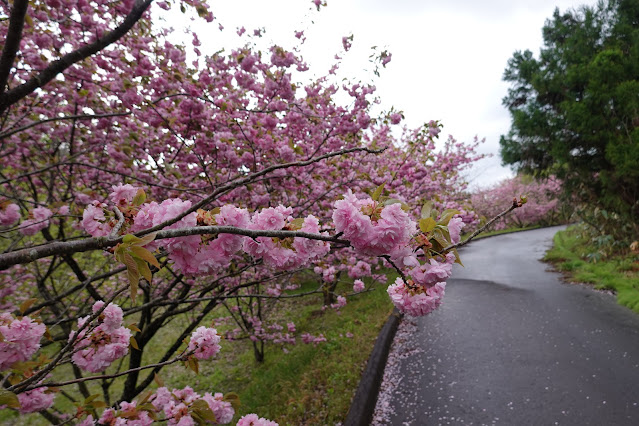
[
  {"left": 544, "top": 226, "right": 639, "bottom": 312},
  {"left": 1, "top": 274, "right": 394, "bottom": 425},
  {"left": 208, "top": 275, "right": 395, "bottom": 424}
]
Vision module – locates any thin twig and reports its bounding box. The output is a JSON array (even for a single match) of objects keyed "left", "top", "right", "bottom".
[
  {"left": 109, "top": 207, "right": 125, "bottom": 237},
  {"left": 22, "top": 352, "right": 190, "bottom": 391},
  {"left": 443, "top": 198, "right": 522, "bottom": 252},
  {"left": 137, "top": 146, "right": 386, "bottom": 236}
]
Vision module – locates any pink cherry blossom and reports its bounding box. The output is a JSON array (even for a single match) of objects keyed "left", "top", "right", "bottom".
[
  {"left": 448, "top": 217, "right": 465, "bottom": 244},
  {"left": 16, "top": 386, "right": 55, "bottom": 414},
  {"left": 0, "top": 203, "right": 20, "bottom": 227},
  {"left": 387, "top": 278, "right": 446, "bottom": 316},
  {"left": 188, "top": 327, "right": 221, "bottom": 360},
  {"left": 0, "top": 313, "right": 46, "bottom": 371},
  {"left": 19, "top": 207, "right": 53, "bottom": 236},
  {"left": 236, "top": 413, "right": 279, "bottom": 426},
  {"left": 70, "top": 301, "right": 131, "bottom": 372},
  {"left": 202, "top": 392, "right": 235, "bottom": 424},
  {"left": 82, "top": 202, "right": 112, "bottom": 237},
  {"left": 410, "top": 259, "right": 453, "bottom": 288},
  {"left": 109, "top": 183, "right": 139, "bottom": 206}
]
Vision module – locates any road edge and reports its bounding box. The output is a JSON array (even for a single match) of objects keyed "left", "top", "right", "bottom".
[{"left": 344, "top": 308, "right": 402, "bottom": 426}]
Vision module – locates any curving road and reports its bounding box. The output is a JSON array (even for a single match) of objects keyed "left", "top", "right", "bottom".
[{"left": 373, "top": 226, "right": 639, "bottom": 425}]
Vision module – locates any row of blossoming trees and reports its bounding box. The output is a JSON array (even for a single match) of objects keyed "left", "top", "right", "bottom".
[
  {"left": 471, "top": 175, "right": 566, "bottom": 231},
  {"left": 0, "top": 0, "right": 522, "bottom": 424}
]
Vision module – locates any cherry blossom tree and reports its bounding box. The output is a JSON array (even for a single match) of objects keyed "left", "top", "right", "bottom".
[{"left": 0, "top": 0, "right": 519, "bottom": 423}]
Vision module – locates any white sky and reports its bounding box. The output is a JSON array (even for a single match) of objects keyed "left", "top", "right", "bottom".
[{"left": 170, "top": 0, "right": 600, "bottom": 189}]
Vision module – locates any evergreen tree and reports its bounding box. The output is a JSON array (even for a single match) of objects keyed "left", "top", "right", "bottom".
[{"left": 500, "top": 0, "right": 639, "bottom": 235}]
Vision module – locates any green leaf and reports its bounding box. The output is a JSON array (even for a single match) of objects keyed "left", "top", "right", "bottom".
[
  {"left": 432, "top": 228, "right": 450, "bottom": 248},
  {"left": 123, "top": 253, "right": 140, "bottom": 303},
  {"left": 129, "top": 274, "right": 139, "bottom": 304},
  {"left": 132, "top": 189, "right": 146, "bottom": 206},
  {"left": 290, "top": 218, "right": 305, "bottom": 230},
  {"left": 372, "top": 183, "right": 385, "bottom": 201},
  {"left": 130, "top": 336, "right": 140, "bottom": 351},
  {"left": 0, "top": 389, "right": 20, "bottom": 409},
  {"left": 138, "top": 390, "right": 153, "bottom": 404},
  {"left": 188, "top": 357, "right": 199, "bottom": 374},
  {"left": 223, "top": 392, "right": 241, "bottom": 410},
  {"left": 131, "top": 232, "right": 158, "bottom": 247},
  {"left": 128, "top": 323, "right": 141, "bottom": 333},
  {"left": 437, "top": 209, "right": 460, "bottom": 226},
  {"left": 439, "top": 226, "right": 452, "bottom": 243},
  {"left": 452, "top": 248, "right": 464, "bottom": 266},
  {"left": 122, "top": 234, "right": 141, "bottom": 245},
  {"left": 190, "top": 400, "right": 217, "bottom": 423},
  {"left": 137, "top": 402, "right": 156, "bottom": 412},
  {"left": 134, "top": 257, "right": 152, "bottom": 283},
  {"left": 84, "top": 394, "right": 101, "bottom": 404},
  {"left": 19, "top": 298, "right": 38, "bottom": 314},
  {"left": 421, "top": 201, "right": 434, "bottom": 219},
  {"left": 195, "top": 5, "right": 208, "bottom": 18},
  {"left": 419, "top": 217, "right": 436, "bottom": 233},
  {"left": 153, "top": 373, "right": 164, "bottom": 388}
]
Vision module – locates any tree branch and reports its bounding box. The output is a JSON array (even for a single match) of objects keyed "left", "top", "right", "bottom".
[
  {"left": 443, "top": 198, "right": 522, "bottom": 252},
  {"left": 0, "top": 0, "right": 154, "bottom": 113},
  {"left": 22, "top": 352, "right": 189, "bottom": 391},
  {"left": 0, "top": 112, "right": 131, "bottom": 140},
  {"left": 0, "top": 226, "right": 350, "bottom": 270},
  {"left": 0, "top": 0, "right": 29, "bottom": 98}
]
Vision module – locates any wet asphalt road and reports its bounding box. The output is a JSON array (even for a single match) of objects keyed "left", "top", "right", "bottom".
[{"left": 381, "top": 226, "right": 639, "bottom": 425}]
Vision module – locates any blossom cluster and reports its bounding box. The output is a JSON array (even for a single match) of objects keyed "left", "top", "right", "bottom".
[
  {"left": 242, "top": 206, "right": 330, "bottom": 269},
  {"left": 388, "top": 278, "right": 446, "bottom": 317},
  {"left": 332, "top": 191, "right": 415, "bottom": 257},
  {"left": 82, "top": 185, "right": 331, "bottom": 276},
  {"left": 0, "top": 314, "right": 55, "bottom": 413},
  {"left": 150, "top": 387, "right": 236, "bottom": 425},
  {"left": 353, "top": 279, "right": 365, "bottom": 293},
  {"left": 237, "top": 414, "right": 279, "bottom": 426},
  {"left": 0, "top": 202, "right": 20, "bottom": 227},
  {"left": 78, "top": 385, "right": 245, "bottom": 425},
  {"left": 69, "top": 301, "right": 132, "bottom": 373},
  {"left": 188, "top": 326, "right": 221, "bottom": 360},
  {"left": 387, "top": 240, "right": 462, "bottom": 317},
  {"left": 0, "top": 313, "right": 46, "bottom": 371},
  {"left": 16, "top": 386, "right": 56, "bottom": 414},
  {"left": 19, "top": 207, "right": 53, "bottom": 236}
]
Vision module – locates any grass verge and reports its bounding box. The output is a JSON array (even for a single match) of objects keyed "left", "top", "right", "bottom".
[
  {"left": 205, "top": 275, "right": 395, "bottom": 424},
  {"left": 544, "top": 225, "right": 639, "bottom": 312}
]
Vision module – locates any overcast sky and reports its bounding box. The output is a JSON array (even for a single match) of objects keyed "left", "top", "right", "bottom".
[{"left": 174, "top": 0, "right": 600, "bottom": 189}]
